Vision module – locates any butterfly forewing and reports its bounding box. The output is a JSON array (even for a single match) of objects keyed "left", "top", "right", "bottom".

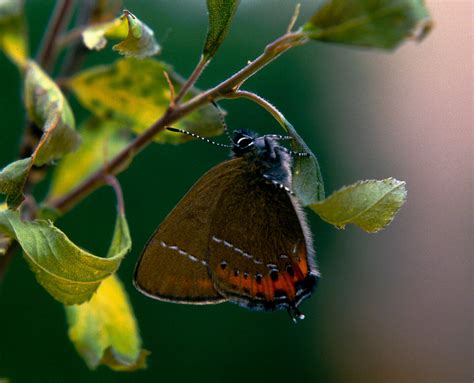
[{"left": 134, "top": 160, "right": 246, "bottom": 304}]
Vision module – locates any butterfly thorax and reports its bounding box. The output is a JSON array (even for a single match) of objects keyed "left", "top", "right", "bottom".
[{"left": 231, "top": 130, "right": 292, "bottom": 189}]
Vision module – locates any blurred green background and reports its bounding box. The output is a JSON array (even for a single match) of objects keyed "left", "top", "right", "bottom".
[{"left": 0, "top": 1, "right": 471, "bottom": 382}]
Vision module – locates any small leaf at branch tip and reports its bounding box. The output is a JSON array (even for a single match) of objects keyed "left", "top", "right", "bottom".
[
  {"left": 303, "top": 0, "right": 432, "bottom": 50},
  {"left": 203, "top": 0, "right": 240, "bottom": 59},
  {"left": 66, "top": 274, "right": 149, "bottom": 371},
  {"left": 112, "top": 10, "right": 161, "bottom": 59},
  {"left": 310, "top": 178, "right": 407, "bottom": 233},
  {"left": 82, "top": 9, "right": 160, "bottom": 58}
]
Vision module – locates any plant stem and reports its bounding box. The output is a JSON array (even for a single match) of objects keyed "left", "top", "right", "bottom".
[
  {"left": 36, "top": 0, "right": 76, "bottom": 72},
  {"left": 227, "top": 90, "right": 288, "bottom": 127},
  {"left": 48, "top": 31, "right": 308, "bottom": 214},
  {"left": 173, "top": 56, "right": 209, "bottom": 105},
  {"left": 60, "top": 0, "right": 96, "bottom": 78}
]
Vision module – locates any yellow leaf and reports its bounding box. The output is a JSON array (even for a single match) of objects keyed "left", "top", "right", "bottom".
[
  {"left": 49, "top": 118, "right": 130, "bottom": 200},
  {"left": 82, "top": 9, "right": 160, "bottom": 58},
  {"left": 0, "top": 0, "right": 28, "bottom": 68},
  {"left": 0, "top": 203, "right": 12, "bottom": 256},
  {"left": 24, "top": 61, "right": 81, "bottom": 165},
  {"left": 82, "top": 17, "right": 128, "bottom": 50},
  {"left": 66, "top": 274, "right": 149, "bottom": 371},
  {"left": 68, "top": 58, "right": 223, "bottom": 144}
]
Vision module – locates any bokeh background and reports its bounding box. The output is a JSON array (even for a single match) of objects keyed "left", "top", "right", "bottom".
[{"left": 0, "top": 1, "right": 471, "bottom": 382}]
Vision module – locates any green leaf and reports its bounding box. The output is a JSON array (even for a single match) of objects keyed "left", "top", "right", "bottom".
[
  {"left": 112, "top": 10, "right": 160, "bottom": 59},
  {"left": 66, "top": 274, "right": 149, "bottom": 371},
  {"left": 24, "top": 61, "right": 81, "bottom": 165},
  {"left": 274, "top": 118, "right": 325, "bottom": 204},
  {"left": 68, "top": 58, "right": 223, "bottom": 144},
  {"left": 289, "top": 129, "right": 325, "bottom": 205},
  {"left": 0, "top": 158, "right": 32, "bottom": 208},
  {"left": 310, "top": 178, "right": 407, "bottom": 232},
  {"left": 203, "top": 0, "right": 240, "bottom": 59},
  {"left": 0, "top": 0, "right": 28, "bottom": 67},
  {"left": 303, "top": 0, "right": 432, "bottom": 50},
  {"left": 49, "top": 119, "right": 130, "bottom": 200},
  {"left": 0, "top": 207, "right": 131, "bottom": 304}
]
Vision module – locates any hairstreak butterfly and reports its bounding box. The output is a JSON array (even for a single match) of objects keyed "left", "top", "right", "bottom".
[{"left": 134, "top": 109, "right": 320, "bottom": 322}]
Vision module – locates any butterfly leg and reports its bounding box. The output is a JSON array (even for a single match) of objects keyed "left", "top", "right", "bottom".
[
  {"left": 275, "top": 146, "right": 310, "bottom": 158},
  {"left": 263, "top": 174, "right": 295, "bottom": 196},
  {"left": 287, "top": 305, "right": 305, "bottom": 323}
]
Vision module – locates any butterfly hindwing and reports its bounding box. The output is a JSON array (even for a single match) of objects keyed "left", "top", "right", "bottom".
[{"left": 207, "top": 158, "right": 319, "bottom": 311}]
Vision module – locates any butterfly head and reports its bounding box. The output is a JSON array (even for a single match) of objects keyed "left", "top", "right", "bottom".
[
  {"left": 231, "top": 129, "right": 287, "bottom": 162},
  {"left": 231, "top": 130, "right": 257, "bottom": 156}
]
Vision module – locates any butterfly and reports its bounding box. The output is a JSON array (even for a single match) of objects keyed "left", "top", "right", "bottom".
[{"left": 134, "top": 119, "right": 320, "bottom": 322}]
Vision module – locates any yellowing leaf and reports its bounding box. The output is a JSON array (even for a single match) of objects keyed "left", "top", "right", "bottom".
[
  {"left": 0, "top": 0, "right": 28, "bottom": 67},
  {"left": 0, "top": 207, "right": 131, "bottom": 304},
  {"left": 0, "top": 233, "right": 12, "bottom": 256},
  {"left": 112, "top": 10, "right": 160, "bottom": 59},
  {"left": 24, "top": 61, "right": 81, "bottom": 166},
  {"left": 0, "top": 157, "right": 32, "bottom": 208},
  {"left": 68, "top": 58, "right": 223, "bottom": 144},
  {"left": 310, "top": 178, "right": 407, "bottom": 232},
  {"left": 66, "top": 274, "right": 149, "bottom": 371},
  {"left": 203, "top": 0, "right": 240, "bottom": 59},
  {"left": 0, "top": 203, "right": 12, "bottom": 256},
  {"left": 303, "top": 0, "right": 432, "bottom": 50},
  {"left": 82, "top": 17, "right": 128, "bottom": 51},
  {"left": 49, "top": 119, "right": 130, "bottom": 200}
]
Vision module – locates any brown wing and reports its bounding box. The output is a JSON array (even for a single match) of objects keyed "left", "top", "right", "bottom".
[
  {"left": 134, "top": 158, "right": 246, "bottom": 304},
  {"left": 208, "top": 159, "right": 319, "bottom": 311}
]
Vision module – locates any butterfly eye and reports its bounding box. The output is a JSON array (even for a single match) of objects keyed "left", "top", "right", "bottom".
[{"left": 236, "top": 136, "right": 253, "bottom": 148}]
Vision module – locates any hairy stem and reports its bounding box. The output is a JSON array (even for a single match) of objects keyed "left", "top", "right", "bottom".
[
  {"left": 227, "top": 90, "right": 288, "bottom": 128},
  {"left": 48, "top": 31, "right": 307, "bottom": 213}
]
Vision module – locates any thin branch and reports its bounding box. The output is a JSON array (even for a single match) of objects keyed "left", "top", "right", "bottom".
[
  {"left": 163, "top": 70, "right": 176, "bottom": 108},
  {"left": 173, "top": 56, "right": 209, "bottom": 105},
  {"left": 60, "top": 0, "right": 97, "bottom": 78},
  {"left": 104, "top": 175, "right": 125, "bottom": 215},
  {"left": 287, "top": 3, "right": 301, "bottom": 33},
  {"left": 47, "top": 31, "right": 308, "bottom": 214},
  {"left": 36, "top": 0, "right": 76, "bottom": 72}
]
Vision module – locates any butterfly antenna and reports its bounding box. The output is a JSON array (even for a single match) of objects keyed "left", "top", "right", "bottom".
[
  {"left": 211, "top": 101, "right": 233, "bottom": 143},
  {"left": 166, "top": 127, "right": 232, "bottom": 148}
]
